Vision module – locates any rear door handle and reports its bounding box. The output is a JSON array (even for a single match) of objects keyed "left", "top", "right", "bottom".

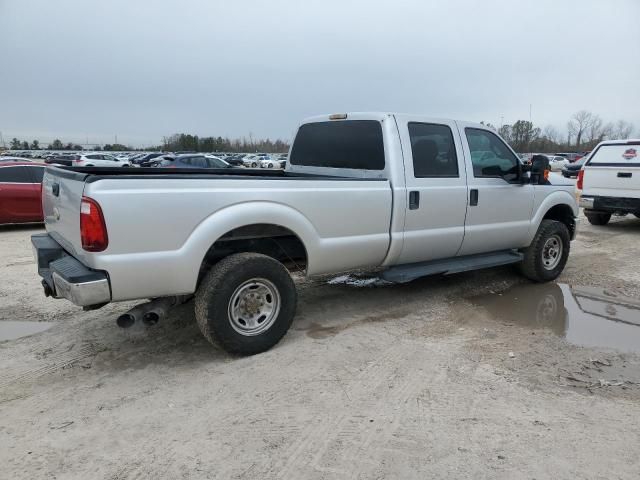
[
  {"left": 470, "top": 189, "right": 479, "bottom": 206},
  {"left": 617, "top": 172, "right": 632, "bottom": 178},
  {"left": 409, "top": 191, "right": 420, "bottom": 210},
  {"left": 52, "top": 183, "right": 60, "bottom": 197}
]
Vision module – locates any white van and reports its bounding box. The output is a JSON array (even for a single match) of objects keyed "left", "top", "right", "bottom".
[{"left": 577, "top": 140, "right": 640, "bottom": 225}]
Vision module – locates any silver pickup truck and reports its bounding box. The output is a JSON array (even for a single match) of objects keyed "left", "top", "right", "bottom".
[{"left": 33, "top": 112, "right": 578, "bottom": 354}]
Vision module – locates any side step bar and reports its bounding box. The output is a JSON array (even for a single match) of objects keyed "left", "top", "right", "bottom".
[{"left": 381, "top": 250, "right": 524, "bottom": 284}]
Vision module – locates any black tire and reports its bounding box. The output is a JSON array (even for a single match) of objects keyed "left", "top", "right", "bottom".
[
  {"left": 86, "top": 164, "right": 94, "bottom": 167},
  {"left": 195, "top": 252, "right": 297, "bottom": 355},
  {"left": 585, "top": 211, "right": 611, "bottom": 225},
  {"left": 251, "top": 162, "right": 258, "bottom": 168},
  {"left": 519, "top": 219, "right": 570, "bottom": 282}
]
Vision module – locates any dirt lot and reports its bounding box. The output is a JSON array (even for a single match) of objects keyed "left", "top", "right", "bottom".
[{"left": 1, "top": 212, "right": 640, "bottom": 479}]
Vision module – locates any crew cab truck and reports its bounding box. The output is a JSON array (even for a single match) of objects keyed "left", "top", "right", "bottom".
[
  {"left": 576, "top": 139, "right": 640, "bottom": 225},
  {"left": 32, "top": 113, "right": 578, "bottom": 355}
]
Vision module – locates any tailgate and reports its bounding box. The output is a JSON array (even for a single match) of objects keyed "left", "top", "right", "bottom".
[
  {"left": 42, "top": 167, "right": 88, "bottom": 259},
  {"left": 583, "top": 143, "right": 640, "bottom": 198}
]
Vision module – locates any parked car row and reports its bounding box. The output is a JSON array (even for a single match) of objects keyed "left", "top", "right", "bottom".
[{"left": 0, "top": 150, "right": 289, "bottom": 170}]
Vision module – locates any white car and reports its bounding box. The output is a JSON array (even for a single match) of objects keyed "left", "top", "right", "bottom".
[
  {"left": 259, "top": 158, "right": 278, "bottom": 168},
  {"left": 242, "top": 155, "right": 265, "bottom": 168},
  {"left": 547, "top": 155, "right": 570, "bottom": 171},
  {"left": 73, "top": 153, "right": 131, "bottom": 167}
]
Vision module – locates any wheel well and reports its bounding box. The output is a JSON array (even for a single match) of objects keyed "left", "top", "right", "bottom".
[
  {"left": 198, "top": 224, "right": 308, "bottom": 286},
  {"left": 542, "top": 204, "right": 576, "bottom": 238}
]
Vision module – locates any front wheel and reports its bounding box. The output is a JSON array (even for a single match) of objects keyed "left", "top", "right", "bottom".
[
  {"left": 195, "top": 253, "right": 297, "bottom": 355},
  {"left": 585, "top": 211, "right": 611, "bottom": 225},
  {"left": 519, "top": 219, "right": 570, "bottom": 282}
]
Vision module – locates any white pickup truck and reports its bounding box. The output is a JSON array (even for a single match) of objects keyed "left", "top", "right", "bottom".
[
  {"left": 32, "top": 113, "right": 578, "bottom": 354},
  {"left": 577, "top": 139, "right": 640, "bottom": 225}
]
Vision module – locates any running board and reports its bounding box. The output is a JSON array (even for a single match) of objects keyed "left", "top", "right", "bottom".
[{"left": 381, "top": 250, "right": 524, "bottom": 283}]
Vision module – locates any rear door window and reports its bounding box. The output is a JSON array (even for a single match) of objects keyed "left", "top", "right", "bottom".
[
  {"left": 0, "top": 166, "right": 31, "bottom": 183},
  {"left": 27, "top": 166, "right": 45, "bottom": 183},
  {"left": 290, "top": 120, "right": 385, "bottom": 170},
  {"left": 408, "top": 123, "right": 459, "bottom": 177},
  {"left": 191, "top": 157, "right": 208, "bottom": 168}
]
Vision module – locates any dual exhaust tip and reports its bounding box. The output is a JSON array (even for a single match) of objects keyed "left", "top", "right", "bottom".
[
  {"left": 116, "top": 310, "right": 160, "bottom": 328},
  {"left": 116, "top": 297, "right": 182, "bottom": 329}
]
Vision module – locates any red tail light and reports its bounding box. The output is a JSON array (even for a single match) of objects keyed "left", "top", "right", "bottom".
[
  {"left": 80, "top": 196, "right": 108, "bottom": 251},
  {"left": 576, "top": 169, "right": 584, "bottom": 190}
]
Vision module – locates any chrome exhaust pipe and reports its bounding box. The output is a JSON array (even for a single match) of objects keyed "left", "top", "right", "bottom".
[
  {"left": 142, "top": 296, "right": 183, "bottom": 325},
  {"left": 117, "top": 296, "right": 188, "bottom": 328},
  {"left": 116, "top": 304, "right": 145, "bottom": 328}
]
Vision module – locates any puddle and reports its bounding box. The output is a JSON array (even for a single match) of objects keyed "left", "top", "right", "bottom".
[
  {"left": 0, "top": 321, "right": 54, "bottom": 341},
  {"left": 468, "top": 283, "right": 640, "bottom": 354}
]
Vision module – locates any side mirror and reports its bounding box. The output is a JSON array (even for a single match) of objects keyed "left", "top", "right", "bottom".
[
  {"left": 481, "top": 165, "right": 503, "bottom": 177},
  {"left": 530, "top": 155, "right": 550, "bottom": 185}
]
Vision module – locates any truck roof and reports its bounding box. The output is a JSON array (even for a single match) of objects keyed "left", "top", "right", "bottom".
[
  {"left": 300, "top": 112, "right": 487, "bottom": 130},
  {"left": 594, "top": 139, "right": 640, "bottom": 145}
]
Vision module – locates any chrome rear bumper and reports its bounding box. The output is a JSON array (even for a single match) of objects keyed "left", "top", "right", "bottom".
[{"left": 31, "top": 233, "right": 111, "bottom": 307}]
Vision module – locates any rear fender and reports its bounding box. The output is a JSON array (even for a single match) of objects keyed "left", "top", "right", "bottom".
[{"left": 527, "top": 190, "right": 578, "bottom": 244}]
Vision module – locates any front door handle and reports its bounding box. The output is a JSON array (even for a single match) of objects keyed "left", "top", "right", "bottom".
[
  {"left": 470, "top": 189, "right": 479, "bottom": 206},
  {"left": 617, "top": 172, "right": 632, "bottom": 178},
  {"left": 409, "top": 191, "right": 420, "bottom": 210}
]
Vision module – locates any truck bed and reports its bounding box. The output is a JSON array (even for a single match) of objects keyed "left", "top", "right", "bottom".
[{"left": 42, "top": 166, "right": 394, "bottom": 300}]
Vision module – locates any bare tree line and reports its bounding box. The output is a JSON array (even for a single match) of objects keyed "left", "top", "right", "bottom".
[{"left": 484, "top": 110, "right": 636, "bottom": 153}]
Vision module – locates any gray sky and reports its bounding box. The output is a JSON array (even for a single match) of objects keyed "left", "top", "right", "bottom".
[{"left": 1, "top": 0, "right": 639, "bottom": 147}]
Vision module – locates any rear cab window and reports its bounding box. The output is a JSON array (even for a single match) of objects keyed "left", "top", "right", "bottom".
[
  {"left": 290, "top": 120, "right": 385, "bottom": 170},
  {"left": 587, "top": 143, "right": 640, "bottom": 167}
]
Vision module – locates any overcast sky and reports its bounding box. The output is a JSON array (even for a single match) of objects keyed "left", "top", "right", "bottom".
[{"left": 1, "top": 0, "right": 639, "bottom": 147}]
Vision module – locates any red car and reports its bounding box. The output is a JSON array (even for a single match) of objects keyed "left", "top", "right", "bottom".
[{"left": 0, "top": 162, "right": 45, "bottom": 224}]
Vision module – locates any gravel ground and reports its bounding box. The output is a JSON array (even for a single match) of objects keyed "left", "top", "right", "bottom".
[{"left": 1, "top": 212, "right": 640, "bottom": 479}]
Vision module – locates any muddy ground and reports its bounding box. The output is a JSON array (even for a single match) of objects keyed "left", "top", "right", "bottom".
[{"left": 1, "top": 212, "right": 640, "bottom": 479}]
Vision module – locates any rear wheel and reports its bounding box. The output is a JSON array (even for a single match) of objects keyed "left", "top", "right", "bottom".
[
  {"left": 585, "top": 211, "right": 611, "bottom": 225},
  {"left": 519, "top": 219, "right": 570, "bottom": 282},
  {"left": 195, "top": 253, "right": 297, "bottom": 355}
]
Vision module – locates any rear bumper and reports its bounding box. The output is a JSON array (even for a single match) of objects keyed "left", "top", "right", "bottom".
[
  {"left": 31, "top": 233, "right": 111, "bottom": 307},
  {"left": 579, "top": 195, "right": 640, "bottom": 213}
]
